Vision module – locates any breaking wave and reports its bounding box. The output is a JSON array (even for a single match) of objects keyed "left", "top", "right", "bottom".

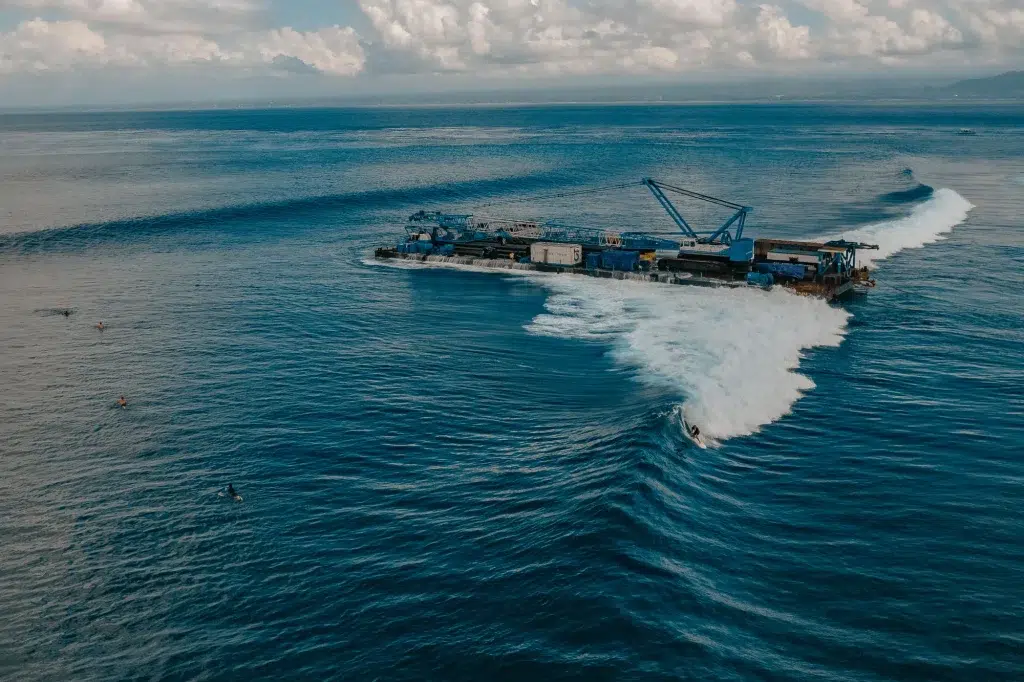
[
  {"left": 527, "top": 278, "right": 850, "bottom": 440},
  {"left": 368, "top": 188, "right": 973, "bottom": 442},
  {"left": 829, "top": 188, "right": 973, "bottom": 266},
  {"left": 879, "top": 183, "right": 934, "bottom": 203},
  {"left": 525, "top": 188, "right": 974, "bottom": 441}
]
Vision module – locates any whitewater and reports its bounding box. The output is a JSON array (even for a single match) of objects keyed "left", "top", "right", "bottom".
[
  {"left": 7, "top": 102, "right": 1022, "bottom": 682},
  {"left": 525, "top": 188, "right": 974, "bottom": 441},
  {"left": 367, "top": 188, "right": 973, "bottom": 441},
  {"left": 832, "top": 188, "right": 974, "bottom": 266}
]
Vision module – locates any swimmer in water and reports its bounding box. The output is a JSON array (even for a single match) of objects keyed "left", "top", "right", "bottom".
[
  {"left": 96, "top": 321, "right": 104, "bottom": 330},
  {"left": 117, "top": 395, "right": 127, "bottom": 408},
  {"left": 227, "top": 484, "right": 242, "bottom": 502},
  {"left": 62, "top": 309, "right": 71, "bottom": 317}
]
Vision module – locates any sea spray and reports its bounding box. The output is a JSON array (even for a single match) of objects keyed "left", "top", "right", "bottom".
[
  {"left": 526, "top": 278, "right": 851, "bottom": 439},
  {"left": 828, "top": 188, "right": 973, "bottom": 266},
  {"left": 369, "top": 189, "right": 975, "bottom": 441},
  {"left": 527, "top": 188, "right": 974, "bottom": 440}
]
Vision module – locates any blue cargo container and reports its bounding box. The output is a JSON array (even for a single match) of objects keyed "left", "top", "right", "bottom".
[
  {"left": 746, "top": 272, "right": 774, "bottom": 288},
  {"left": 585, "top": 252, "right": 601, "bottom": 270},
  {"left": 600, "top": 250, "right": 640, "bottom": 271},
  {"left": 755, "top": 262, "right": 806, "bottom": 280}
]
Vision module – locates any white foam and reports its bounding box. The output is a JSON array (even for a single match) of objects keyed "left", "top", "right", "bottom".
[
  {"left": 827, "top": 188, "right": 973, "bottom": 266},
  {"left": 371, "top": 189, "right": 973, "bottom": 441},
  {"left": 527, "top": 277, "right": 851, "bottom": 440},
  {"left": 524, "top": 188, "right": 973, "bottom": 441}
]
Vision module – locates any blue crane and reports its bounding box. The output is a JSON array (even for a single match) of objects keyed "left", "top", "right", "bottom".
[
  {"left": 641, "top": 178, "right": 751, "bottom": 245},
  {"left": 404, "top": 179, "right": 753, "bottom": 248}
]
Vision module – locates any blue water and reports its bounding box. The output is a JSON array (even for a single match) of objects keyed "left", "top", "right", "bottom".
[{"left": 1, "top": 104, "right": 1022, "bottom": 681}]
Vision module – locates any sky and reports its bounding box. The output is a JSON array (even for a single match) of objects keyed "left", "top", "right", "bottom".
[{"left": 0, "top": 0, "right": 1021, "bottom": 105}]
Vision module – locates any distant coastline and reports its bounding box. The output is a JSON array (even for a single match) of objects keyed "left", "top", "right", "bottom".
[
  {"left": 1, "top": 71, "right": 1021, "bottom": 114},
  {"left": 2, "top": 98, "right": 1022, "bottom": 117}
]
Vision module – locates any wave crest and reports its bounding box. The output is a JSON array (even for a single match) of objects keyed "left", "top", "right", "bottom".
[
  {"left": 831, "top": 188, "right": 973, "bottom": 266},
  {"left": 527, "top": 278, "right": 850, "bottom": 440},
  {"left": 526, "top": 188, "right": 974, "bottom": 441}
]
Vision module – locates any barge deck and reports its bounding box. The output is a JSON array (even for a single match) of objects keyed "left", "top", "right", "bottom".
[
  {"left": 374, "top": 250, "right": 861, "bottom": 300},
  {"left": 373, "top": 178, "right": 878, "bottom": 302}
]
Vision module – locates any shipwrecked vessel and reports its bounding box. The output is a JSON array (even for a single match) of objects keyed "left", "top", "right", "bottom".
[{"left": 374, "top": 178, "right": 878, "bottom": 300}]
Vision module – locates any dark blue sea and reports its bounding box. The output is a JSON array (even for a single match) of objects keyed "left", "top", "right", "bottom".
[{"left": 1, "top": 103, "right": 1022, "bottom": 681}]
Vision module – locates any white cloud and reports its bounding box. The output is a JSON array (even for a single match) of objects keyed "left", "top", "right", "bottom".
[
  {"left": 258, "top": 26, "right": 365, "bottom": 75},
  {"left": 756, "top": 5, "right": 812, "bottom": 60},
  {"left": 0, "top": 19, "right": 108, "bottom": 73},
  {"left": 0, "top": 0, "right": 260, "bottom": 33},
  {"left": 354, "top": 0, "right": 1020, "bottom": 76},
  {"left": 0, "top": 0, "right": 1020, "bottom": 82},
  {"left": 637, "top": 0, "right": 738, "bottom": 28},
  {"left": 356, "top": 0, "right": 760, "bottom": 75},
  {"left": 0, "top": 18, "right": 365, "bottom": 74}
]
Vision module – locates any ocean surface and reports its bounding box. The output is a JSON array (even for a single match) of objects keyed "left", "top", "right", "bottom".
[{"left": 1, "top": 103, "right": 1022, "bottom": 681}]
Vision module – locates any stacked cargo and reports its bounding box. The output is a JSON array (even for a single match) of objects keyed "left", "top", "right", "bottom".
[{"left": 378, "top": 178, "right": 879, "bottom": 301}]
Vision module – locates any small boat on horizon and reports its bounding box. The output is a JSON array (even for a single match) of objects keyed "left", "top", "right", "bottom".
[{"left": 957, "top": 128, "right": 977, "bottom": 136}]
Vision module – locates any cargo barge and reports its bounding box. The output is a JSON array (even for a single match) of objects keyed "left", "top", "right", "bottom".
[{"left": 374, "top": 178, "right": 878, "bottom": 301}]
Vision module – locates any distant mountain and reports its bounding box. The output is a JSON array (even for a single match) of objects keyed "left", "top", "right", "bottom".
[{"left": 944, "top": 71, "right": 1024, "bottom": 97}]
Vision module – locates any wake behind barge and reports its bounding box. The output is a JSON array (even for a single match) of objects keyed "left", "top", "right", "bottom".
[{"left": 375, "top": 178, "right": 878, "bottom": 301}]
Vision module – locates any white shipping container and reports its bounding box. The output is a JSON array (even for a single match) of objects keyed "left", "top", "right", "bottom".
[{"left": 530, "top": 242, "right": 583, "bottom": 266}]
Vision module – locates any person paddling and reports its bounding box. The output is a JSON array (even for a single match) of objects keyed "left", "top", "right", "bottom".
[
  {"left": 96, "top": 321, "right": 104, "bottom": 330},
  {"left": 117, "top": 395, "right": 127, "bottom": 409},
  {"left": 227, "top": 484, "right": 242, "bottom": 502}
]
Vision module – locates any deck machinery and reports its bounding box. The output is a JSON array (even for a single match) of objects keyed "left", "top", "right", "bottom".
[{"left": 374, "top": 178, "right": 878, "bottom": 300}]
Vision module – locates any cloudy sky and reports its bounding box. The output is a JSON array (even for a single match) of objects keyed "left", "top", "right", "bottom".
[{"left": 0, "top": 0, "right": 1021, "bottom": 104}]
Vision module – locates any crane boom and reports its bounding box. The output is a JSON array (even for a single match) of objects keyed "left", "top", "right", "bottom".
[
  {"left": 642, "top": 178, "right": 697, "bottom": 238},
  {"left": 641, "top": 177, "right": 751, "bottom": 245}
]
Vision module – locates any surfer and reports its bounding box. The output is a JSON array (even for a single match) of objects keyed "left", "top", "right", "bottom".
[
  {"left": 62, "top": 309, "right": 71, "bottom": 317},
  {"left": 681, "top": 414, "right": 706, "bottom": 449},
  {"left": 117, "top": 395, "right": 127, "bottom": 408},
  {"left": 96, "top": 321, "right": 104, "bottom": 330},
  {"left": 227, "top": 484, "right": 242, "bottom": 502}
]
